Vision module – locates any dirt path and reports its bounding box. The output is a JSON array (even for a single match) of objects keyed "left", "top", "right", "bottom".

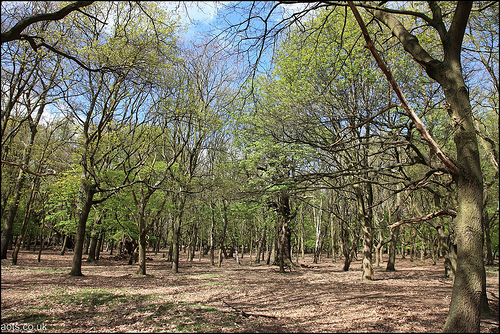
[{"left": 1, "top": 250, "right": 498, "bottom": 332}]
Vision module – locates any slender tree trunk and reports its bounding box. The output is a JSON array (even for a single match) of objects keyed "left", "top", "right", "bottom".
[
  {"left": 1, "top": 95, "right": 48, "bottom": 259},
  {"left": 96, "top": 231, "right": 104, "bottom": 261},
  {"left": 87, "top": 231, "right": 98, "bottom": 262},
  {"left": 12, "top": 176, "right": 39, "bottom": 265},
  {"left": 420, "top": 233, "right": 425, "bottom": 262},
  {"left": 87, "top": 216, "right": 100, "bottom": 263},
  {"left": 313, "top": 198, "right": 322, "bottom": 264},
  {"left": 269, "top": 233, "right": 277, "bottom": 265},
  {"left": 37, "top": 223, "right": 44, "bottom": 263},
  {"left": 401, "top": 226, "right": 406, "bottom": 260},
  {"left": 217, "top": 199, "right": 228, "bottom": 268},
  {"left": 355, "top": 183, "right": 373, "bottom": 281},
  {"left": 109, "top": 239, "right": 114, "bottom": 256},
  {"left": 255, "top": 227, "right": 263, "bottom": 264},
  {"left": 69, "top": 182, "right": 96, "bottom": 276},
  {"left": 484, "top": 211, "right": 494, "bottom": 265},
  {"left": 209, "top": 201, "right": 216, "bottom": 266},
  {"left": 330, "top": 215, "right": 336, "bottom": 263},
  {"left": 375, "top": 230, "right": 382, "bottom": 267},
  {"left": 171, "top": 190, "right": 186, "bottom": 273},
  {"left": 60, "top": 235, "right": 68, "bottom": 256},
  {"left": 300, "top": 206, "right": 305, "bottom": 261},
  {"left": 249, "top": 225, "right": 253, "bottom": 265}
]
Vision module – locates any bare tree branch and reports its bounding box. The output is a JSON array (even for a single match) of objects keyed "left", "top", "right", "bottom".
[
  {"left": 1, "top": 1, "right": 94, "bottom": 43},
  {"left": 388, "top": 209, "right": 458, "bottom": 229},
  {"left": 1, "top": 160, "right": 56, "bottom": 177},
  {"left": 348, "top": 1, "right": 460, "bottom": 175}
]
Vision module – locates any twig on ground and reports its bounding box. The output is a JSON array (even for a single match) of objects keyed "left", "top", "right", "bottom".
[{"left": 222, "top": 300, "right": 279, "bottom": 319}]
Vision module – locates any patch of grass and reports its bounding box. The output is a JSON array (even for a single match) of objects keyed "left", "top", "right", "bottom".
[
  {"left": 48, "top": 288, "right": 151, "bottom": 307},
  {"left": 28, "top": 267, "right": 67, "bottom": 274},
  {"left": 191, "top": 273, "right": 221, "bottom": 279},
  {"left": 151, "top": 301, "right": 239, "bottom": 332},
  {"left": 2, "top": 311, "right": 51, "bottom": 324}
]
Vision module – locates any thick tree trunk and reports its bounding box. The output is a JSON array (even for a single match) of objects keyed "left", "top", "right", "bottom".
[
  {"left": 386, "top": 226, "right": 399, "bottom": 271},
  {"left": 276, "top": 192, "right": 294, "bottom": 272},
  {"left": 353, "top": 2, "right": 485, "bottom": 330},
  {"left": 441, "top": 70, "right": 485, "bottom": 334}
]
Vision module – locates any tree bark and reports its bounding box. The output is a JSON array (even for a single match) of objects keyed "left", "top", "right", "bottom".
[
  {"left": 354, "top": 183, "right": 374, "bottom": 280},
  {"left": 386, "top": 226, "right": 399, "bottom": 271},
  {"left": 69, "top": 182, "right": 96, "bottom": 276}
]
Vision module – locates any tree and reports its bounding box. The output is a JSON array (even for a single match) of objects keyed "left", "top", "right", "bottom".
[
  {"left": 218, "top": 1, "right": 495, "bottom": 331},
  {"left": 1, "top": 36, "right": 63, "bottom": 258},
  {"left": 54, "top": 2, "right": 180, "bottom": 276},
  {"left": 347, "top": 2, "right": 488, "bottom": 331}
]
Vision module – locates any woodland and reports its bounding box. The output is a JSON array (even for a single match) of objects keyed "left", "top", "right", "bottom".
[{"left": 1, "top": 1, "right": 499, "bottom": 333}]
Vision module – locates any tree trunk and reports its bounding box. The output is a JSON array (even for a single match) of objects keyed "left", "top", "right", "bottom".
[
  {"left": 69, "top": 182, "right": 96, "bottom": 276},
  {"left": 484, "top": 211, "right": 494, "bottom": 265},
  {"left": 330, "top": 215, "right": 337, "bottom": 263},
  {"left": 441, "top": 72, "right": 485, "bottom": 334},
  {"left": 209, "top": 201, "right": 216, "bottom": 266},
  {"left": 355, "top": 2, "right": 485, "bottom": 330},
  {"left": 355, "top": 183, "right": 373, "bottom": 281},
  {"left": 401, "top": 226, "right": 406, "bottom": 259},
  {"left": 96, "top": 231, "right": 104, "bottom": 261},
  {"left": 87, "top": 226, "right": 99, "bottom": 263},
  {"left": 300, "top": 206, "right": 305, "bottom": 261},
  {"left": 313, "top": 197, "right": 322, "bottom": 264},
  {"left": 217, "top": 199, "right": 229, "bottom": 268},
  {"left": 276, "top": 192, "right": 293, "bottom": 272},
  {"left": 12, "top": 176, "right": 39, "bottom": 265},
  {"left": 136, "top": 212, "right": 147, "bottom": 275},
  {"left": 172, "top": 191, "right": 186, "bottom": 273},
  {"left": 60, "top": 235, "right": 68, "bottom": 256},
  {"left": 375, "top": 230, "right": 382, "bottom": 267},
  {"left": 109, "top": 239, "right": 114, "bottom": 256},
  {"left": 386, "top": 226, "right": 399, "bottom": 271},
  {"left": 1, "top": 97, "right": 47, "bottom": 259},
  {"left": 37, "top": 224, "right": 44, "bottom": 263},
  {"left": 249, "top": 226, "right": 253, "bottom": 265}
]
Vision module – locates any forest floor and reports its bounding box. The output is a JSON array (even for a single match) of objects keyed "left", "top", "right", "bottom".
[{"left": 1, "top": 249, "right": 499, "bottom": 333}]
